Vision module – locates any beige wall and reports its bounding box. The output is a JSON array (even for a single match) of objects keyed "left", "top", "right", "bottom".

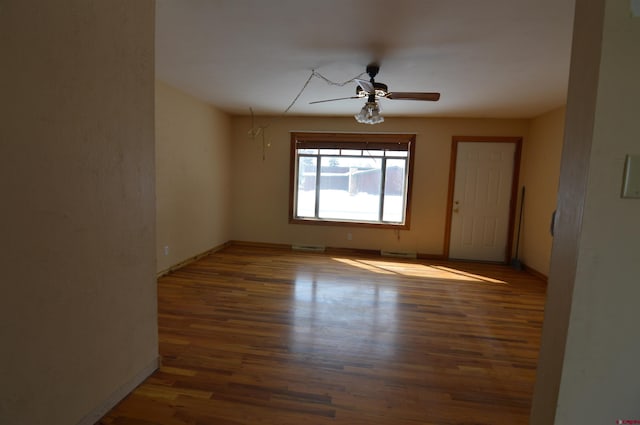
[
  {"left": 155, "top": 81, "right": 232, "bottom": 272},
  {"left": 555, "top": 0, "right": 640, "bottom": 420},
  {"left": 532, "top": 0, "right": 640, "bottom": 422},
  {"left": 520, "top": 107, "right": 566, "bottom": 276},
  {"left": 230, "top": 116, "right": 529, "bottom": 255},
  {"left": 0, "top": 2, "right": 157, "bottom": 425}
]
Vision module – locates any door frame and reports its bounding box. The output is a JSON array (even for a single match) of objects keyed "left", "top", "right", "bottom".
[{"left": 443, "top": 136, "right": 523, "bottom": 263}]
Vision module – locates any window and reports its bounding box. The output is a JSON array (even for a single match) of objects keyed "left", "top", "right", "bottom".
[{"left": 289, "top": 132, "right": 415, "bottom": 229}]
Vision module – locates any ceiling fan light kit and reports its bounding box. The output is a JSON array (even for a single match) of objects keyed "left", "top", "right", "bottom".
[
  {"left": 355, "top": 101, "right": 384, "bottom": 124},
  {"left": 310, "top": 63, "right": 440, "bottom": 125}
]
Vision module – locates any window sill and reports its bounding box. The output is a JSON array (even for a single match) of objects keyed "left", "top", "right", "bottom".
[{"left": 289, "top": 217, "right": 409, "bottom": 230}]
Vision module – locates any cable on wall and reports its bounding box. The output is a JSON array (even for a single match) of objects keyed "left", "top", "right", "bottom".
[{"left": 248, "top": 69, "right": 366, "bottom": 160}]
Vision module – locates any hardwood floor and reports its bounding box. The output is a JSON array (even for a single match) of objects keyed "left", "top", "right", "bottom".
[{"left": 99, "top": 244, "right": 546, "bottom": 425}]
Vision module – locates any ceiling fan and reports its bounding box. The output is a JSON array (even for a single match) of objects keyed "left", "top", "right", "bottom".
[{"left": 310, "top": 63, "right": 440, "bottom": 124}]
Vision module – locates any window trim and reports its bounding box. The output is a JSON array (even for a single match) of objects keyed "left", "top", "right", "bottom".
[{"left": 289, "top": 132, "right": 416, "bottom": 229}]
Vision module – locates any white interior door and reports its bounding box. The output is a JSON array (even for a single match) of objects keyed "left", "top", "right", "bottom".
[{"left": 449, "top": 142, "right": 516, "bottom": 262}]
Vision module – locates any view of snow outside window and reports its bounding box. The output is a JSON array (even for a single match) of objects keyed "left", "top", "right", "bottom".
[{"left": 296, "top": 151, "right": 407, "bottom": 224}]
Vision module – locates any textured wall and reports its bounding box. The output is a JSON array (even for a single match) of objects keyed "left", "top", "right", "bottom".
[
  {"left": 0, "top": 1, "right": 157, "bottom": 424},
  {"left": 155, "top": 81, "right": 232, "bottom": 272},
  {"left": 230, "top": 116, "right": 529, "bottom": 255},
  {"left": 532, "top": 0, "right": 640, "bottom": 423},
  {"left": 554, "top": 0, "right": 640, "bottom": 421},
  {"left": 520, "top": 107, "right": 565, "bottom": 276}
]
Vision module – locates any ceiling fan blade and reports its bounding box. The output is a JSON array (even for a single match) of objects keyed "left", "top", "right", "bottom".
[
  {"left": 355, "top": 78, "right": 375, "bottom": 94},
  {"left": 309, "top": 96, "right": 361, "bottom": 104},
  {"left": 386, "top": 92, "right": 441, "bottom": 101}
]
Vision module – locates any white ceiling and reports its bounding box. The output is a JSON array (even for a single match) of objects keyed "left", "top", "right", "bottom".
[{"left": 156, "top": 0, "right": 575, "bottom": 119}]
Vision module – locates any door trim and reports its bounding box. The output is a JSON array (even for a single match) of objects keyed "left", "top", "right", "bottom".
[{"left": 443, "top": 136, "right": 523, "bottom": 263}]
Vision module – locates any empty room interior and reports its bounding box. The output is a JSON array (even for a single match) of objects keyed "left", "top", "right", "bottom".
[{"left": 2, "top": 1, "right": 640, "bottom": 424}]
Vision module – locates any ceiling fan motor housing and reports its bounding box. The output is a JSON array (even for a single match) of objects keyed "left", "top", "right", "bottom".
[
  {"left": 355, "top": 82, "right": 388, "bottom": 96},
  {"left": 366, "top": 64, "right": 380, "bottom": 79}
]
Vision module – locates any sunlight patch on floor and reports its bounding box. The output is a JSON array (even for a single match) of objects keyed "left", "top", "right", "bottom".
[
  {"left": 332, "top": 257, "right": 507, "bottom": 284},
  {"left": 332, "top": 258, "right": 395, "bottom": 274},
  {"left": 430, "top": 265, "right": 507, "bottom": 284}
]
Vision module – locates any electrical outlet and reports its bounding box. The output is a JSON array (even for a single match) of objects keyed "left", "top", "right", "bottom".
[
  {"left": 347, "top": 233, "right": 353, "bottom": 241},
  {"left": 164, "top": 245, "right": 169, "bottom": 256}
]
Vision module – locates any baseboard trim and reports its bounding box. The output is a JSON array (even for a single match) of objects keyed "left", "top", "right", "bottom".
[
  {"left": 77, "top": 356, "right": 160, "bottom": 425},
  {"left": 228, "top": 240, "right": 291, "bottom": 250},
  {"left": 324, "top": 246, "right": 380, "bottom": 256},
  {"left": 227, "top": 240, "right": 445, "bottom": 260},
  {"left": 417, "top": 252, "right": 447, "bottom": 260},
  {"left": 522, "top": 263, "right": 548, "bottom": 283},
  {"left": 156, "top": 242, "right": 231, "bottom": 278},
  {"left": 292, "top": 244, "right": 326, "bottom": 252}
]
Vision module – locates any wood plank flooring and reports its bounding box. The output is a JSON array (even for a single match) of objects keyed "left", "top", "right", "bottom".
[{"left": 99, "top": 244, "right": 546, "bottom": 425}]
